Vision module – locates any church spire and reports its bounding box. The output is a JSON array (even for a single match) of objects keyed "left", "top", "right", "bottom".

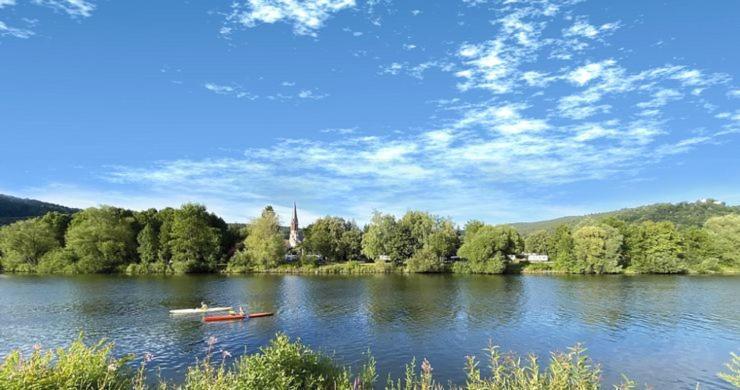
[
  {"left": 290, "top": 202, "right": 299, "bottom": 231},
  {"left": 289, "top": 202, "right": 303, "bottom": 248}
]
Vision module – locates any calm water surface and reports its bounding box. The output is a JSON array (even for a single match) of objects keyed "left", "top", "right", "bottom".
[{"left": 0, "top": 274, "right": 738, "bottom": 389}]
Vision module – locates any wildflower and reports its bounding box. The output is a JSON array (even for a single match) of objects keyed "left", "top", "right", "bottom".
[
  {"left": 421, "top": 358, "right": 433, "bottom": 375},
  {"left": 107, "top": 363, "right": 117, "bottom": 372},
  {"left": 144, "top": 352, "right": 154, "bottom": 363},
  {"left": 221, "top": 349, "right": 232, "bottom": 359},
  {"left": 207, "top": 336, "right": 218, "bottom": 347},
  {"left": 32, "top": 343, "right": 41, "bottom": 351}
]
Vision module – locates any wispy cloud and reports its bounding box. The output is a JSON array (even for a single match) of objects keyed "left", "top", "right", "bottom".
[
  {"left": 32, "top": 0, "right": 95, "bottom": 17},
  {"left": 0, "top": 20, "right": 34, "bottom": 39},
  {"left": 204, "top": 83, "right": 259, "bottom": 100},
  {"left": 223, "top": 0, "right": 356, "bottom": 37}
]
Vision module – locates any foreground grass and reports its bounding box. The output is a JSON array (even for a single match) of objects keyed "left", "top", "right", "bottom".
[{"left": 3, "top": 335, "right": 739, "bottom": 389}]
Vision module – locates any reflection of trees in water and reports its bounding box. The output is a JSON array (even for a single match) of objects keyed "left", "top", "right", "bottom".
[
  {"left": 454, "top": 275, "right": 524, "bottom": 329},
  {"left": 551, "top": 275, "right": 680, "bottom": 332},
  {"left": 297, "top": 276, "right": 371, "bottom": 320},
  {"left": 366, "top": 274, "right": 479, "bottom": 330},
  {"left": 241, "top": 274, "right": 283, "bottom": 313}
]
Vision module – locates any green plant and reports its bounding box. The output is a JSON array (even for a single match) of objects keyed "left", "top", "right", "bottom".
[{"left": 0, "top": 337, "right": 133, "bottom": 390}]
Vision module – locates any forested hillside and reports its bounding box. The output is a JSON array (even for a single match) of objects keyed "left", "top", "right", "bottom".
[
  {"left": 512, "top": 200, "right": 739, "bottom": 234},
  {"left": 0, "top": 194, "right": 78, "bottom": 226}
]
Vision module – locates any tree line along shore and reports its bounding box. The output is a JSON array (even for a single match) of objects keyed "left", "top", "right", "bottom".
[{"left": 0, "top": 202, "right": 738, "bottom": 275}]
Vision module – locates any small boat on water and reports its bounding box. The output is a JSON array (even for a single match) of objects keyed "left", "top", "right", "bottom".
[
  {"left": 169, "top": 306, "right": 232, "bottom": 314},
  {"left": 203, "top": 312, "right": 274, "bottom": 322},
  {"left": 203, "top": 314, "right": 246, "bottom": 322},
  {"left": 248, "top": 312, "right": 274, "bottom": 318}
]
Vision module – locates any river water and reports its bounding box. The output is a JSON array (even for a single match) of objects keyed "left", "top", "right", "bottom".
[{"left": 0, "top": 274, "right": 737, "bottom": 389}]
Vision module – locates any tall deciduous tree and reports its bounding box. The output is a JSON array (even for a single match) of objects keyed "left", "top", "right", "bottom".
[
  {"left": 629, "top": 221, "right": 685, "bottom": 273},
  {"left": 572, "top": 225, "right": 623, "bottom": 274},
  {"left": 549, "top": 224, "right": 575, "bottom": 270},
  {"left": 0, "top": 218, "right": 59, "bottom": 271},
  {"left": 362, "top": 212, "right": 405, "bottom": 262},
  {"left": 704, "top": 214, "right": 740, "bottom": 267},
  {"left": 167, "top": 204, "right": 222, "bottom": 273},
  {"left": 65, "top": 207, "right": 137, "bottom": 273},
  {"left": 303, "top": 217, "right": 363, "bottom": 262},
  {"left": 235, "top": 206, "right": 285, "bottom": 269},
  {"left": 524, "top": 230, "right": 550, "bottom": 254},
  {"left": 457, "top": 225, "right": 521, "bottom": 274}
]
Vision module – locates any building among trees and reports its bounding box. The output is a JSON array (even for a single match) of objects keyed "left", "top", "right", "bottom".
[{"left": 288, "top": 202, "right": 303, "bottom": 248}]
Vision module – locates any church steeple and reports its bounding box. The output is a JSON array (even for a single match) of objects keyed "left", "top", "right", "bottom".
[
  {"left": 290, "top": 202, "right": 299, "bottom": 232},
  {"left": 289, "top": 202, "right": 303, "bottom": 248}
]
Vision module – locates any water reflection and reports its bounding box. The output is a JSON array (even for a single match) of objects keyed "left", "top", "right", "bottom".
[{"left": 0, "top": 274, "right": 737, "bottom": 389}]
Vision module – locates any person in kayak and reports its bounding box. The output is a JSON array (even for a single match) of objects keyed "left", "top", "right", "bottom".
[
  {"left": 200, "top": 302, "right": 208, "bottom": 310},
  {"left": 228, "top": 307, "right": 245, "bottom": 316}
]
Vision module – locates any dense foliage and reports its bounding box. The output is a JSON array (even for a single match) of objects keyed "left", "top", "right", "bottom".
[
  {"left": 3, "top": 335, "right": 739, "bottom": 389},
  {"left": 0, "top": 199, "right": 738, "bottom": 275}
]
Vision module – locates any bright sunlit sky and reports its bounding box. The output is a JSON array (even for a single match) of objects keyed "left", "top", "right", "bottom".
[{"left": 1, "top": 0, "right": 739, "bottom": 225}]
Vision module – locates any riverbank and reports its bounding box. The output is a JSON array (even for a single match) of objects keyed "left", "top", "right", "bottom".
[
  {"left": 2, "top": 259, "right": 738, "bottom": 276},
  {"left": 4, "top": 334, "right": 738, "bottom": 389}
]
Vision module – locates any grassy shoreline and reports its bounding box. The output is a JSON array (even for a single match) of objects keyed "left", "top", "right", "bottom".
[
  {"left": 3, "top": 334, "right": 738, "bottom": 389},
  {"left": 2, "top": 260, "right": 739, "bottom": 276}
]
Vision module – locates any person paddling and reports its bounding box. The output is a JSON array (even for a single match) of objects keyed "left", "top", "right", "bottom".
[{"left": 200, "top": 302, "right": 208, "bottom": 311}]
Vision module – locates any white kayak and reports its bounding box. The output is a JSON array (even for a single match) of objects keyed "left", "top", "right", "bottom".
[{"left": 169, "top": 306, "right": 232, "bottom": 314}]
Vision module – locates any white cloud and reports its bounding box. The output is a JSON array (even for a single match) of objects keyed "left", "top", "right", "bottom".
[
  {"left": 0, "top": 21, "right": 34, "bottom": 39},
  {"left": 564, "top": 19, "right": 620, "bottom": 39},
  {"left": 567, "top": 60, "right": 615, "bottom": 86},
  {"left": 0, "top": 0, "right": 16, "bottom": 8},
  {"left": 204, "top": 83, "right": 258, "bottom": 100},
  {"left": 224, "top": 0, "right": 356, "bottom": 36},
  {"left": 32, "top": 0, "right": 95, "bottom": 17}
]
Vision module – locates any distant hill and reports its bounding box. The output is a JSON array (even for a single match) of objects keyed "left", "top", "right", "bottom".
[
  {"left": 511, "top": 199, "right": 740, "bottom": 234},
  {"left": 0, "top": 194, "right": 79, "bottom": 226}
]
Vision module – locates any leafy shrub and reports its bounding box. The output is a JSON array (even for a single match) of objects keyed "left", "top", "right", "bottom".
[
  {"left": 182, "top": 333, "right": 375, "bottom": 390},
  {"left": 0, "top": 338, "right": 133, "bottom": 390},
  {"left": 36, "top": 248, "right": 78, "bottom": 274},
  {"left": 405, "top": 248, "right": 447, "bottom": 273}
]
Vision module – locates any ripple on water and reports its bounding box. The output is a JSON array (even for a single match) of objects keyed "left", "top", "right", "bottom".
[{"left": 0, "top": 274, "right": 738, "bottom": 389}]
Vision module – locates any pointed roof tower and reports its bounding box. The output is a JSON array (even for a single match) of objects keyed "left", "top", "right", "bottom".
[
  {"left": 290, "top": 202, "right": 299, "bottom": 232},
  {"left": 289, "top": 202, "right": 303, "bottom": 248}
]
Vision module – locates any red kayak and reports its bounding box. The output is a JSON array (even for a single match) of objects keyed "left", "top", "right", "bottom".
[
  {"left": 248, "top": 312, "right": 274, "bottom": 318},
  {"left": 203, "top": 314, "right": 245, "bottom": 322},
  {"left": 203, "top": 312, "right": 274, "bottom": 322}
]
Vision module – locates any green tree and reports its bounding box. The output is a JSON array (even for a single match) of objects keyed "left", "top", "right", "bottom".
[
  {"left": 39, "top": 211, "right": 72, "bottom": 246},
  {"left": 398, "top": 211, "right": 436, "bottom": 257},
  {"left": 0, "top": 218, "right": 60, "bottom": 272},
  {"left": 167, "top": 204, "right": 222, "bottom": 273},
  {"left": 629, "top": 221, "right": 685, "bottom": 273},
  {"left": 234, "top": 206, "right": 285, "bottom": 269},
  {"left": 571, "top": 225, "right": 623, "bottom": 274},
  {"left": 704, "top": 214, "right": 740, "bottom": 267},
  {"left": 681, "top": 226, "right": 717, "bottom": 265},
  {"left": 156, "top": 208, "right": 176, "bottom": 264},
  {"left": 362, "top": 212, "right": 405, "bottom": 262},
  {"left": 137, "top": 223, "right": 159, "bottom": 264},
  {"left": 549, "top": 224, "right": 575, "bottom": 271},
  {"left": 524, "top": 230, "right": 550, "bottom": 254},
  {"left": 405, "top": 218, "right": 459, "bottom": 273},
  {"left": 457, "top": 225, "right": 521, "bottom": 274},
  {"left": 65, "top": 207, "right": 137, "bottom": 273},
  {"left": 463, "top": 220, "right": 485, "bottom": 239},
  {"left": 303, "top": 217, "right": 363, "bottom": 262}
]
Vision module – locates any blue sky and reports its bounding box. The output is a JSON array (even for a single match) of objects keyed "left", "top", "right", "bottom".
[{"left": 1, "top": 0, "right": 739, "bottom": 225}]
